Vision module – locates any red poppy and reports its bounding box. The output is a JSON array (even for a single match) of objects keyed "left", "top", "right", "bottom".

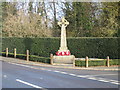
[{"left": 56, "top": 51, "right": 71, "bottom": 56}]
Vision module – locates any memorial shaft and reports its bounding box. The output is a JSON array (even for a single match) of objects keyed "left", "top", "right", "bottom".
[
  {"left": 57, "top": 17, "right": 69, "bottom": 52},
  {"left": 60, "top": 24, "right": 68, "bottom": 51}
]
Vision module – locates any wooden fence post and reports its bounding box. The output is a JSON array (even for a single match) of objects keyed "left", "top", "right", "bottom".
[
  {"left": 86, "top": 56, "right": 88, "bottom": 68},
  {"left": 73, "top": 56, "right": 75, "bottom": 67},
  {"left": 14, "top": 48, "right": 16, "bottom": 58},
  {"left": 26, "top": 50, "right": 29, "bottom": 61},
  {"left": 6, "top": 48, "right": 8, "bottom": 57},
  {"left": 50, "top": 54, "right": 53, "bottom": 65},
  {"left": 107, "top": 56, "right": 110, "bottom": 67}
]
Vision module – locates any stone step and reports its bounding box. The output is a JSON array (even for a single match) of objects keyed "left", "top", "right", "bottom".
[{"left": 53, "top": 63, "right": 74, "bottom": 67}]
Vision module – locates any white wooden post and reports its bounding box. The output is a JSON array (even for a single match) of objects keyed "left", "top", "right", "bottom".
[
  {"left": 86, "top": 56, "right": 88, "bottom": 68},
  {"left": 26, "top": 50, "right": 29, "bottom": 61},
  {"left": 50, "top": 54, "right": 53, "bottom": 65},
  {"left": 14, "top": 48, "right": 16, "bottom": 58},
  {"left": 6, "top": 48, "right": 8, "bottom": 57},
  {"left": 73, "top": 56, "right": 75, "bottom": 67},
  {"left": 107, "top": 56, "right": 110, "bottom": 67}
]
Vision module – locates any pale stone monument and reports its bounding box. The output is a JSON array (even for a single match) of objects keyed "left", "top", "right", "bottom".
[{"left": 52, "top": 17, "right": 75, "bottom": 64}]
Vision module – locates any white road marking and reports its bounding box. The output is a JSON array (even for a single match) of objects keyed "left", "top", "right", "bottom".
[
  {"left": 85, "top": 74, "right": 118, "bottom": 77},
  {"left": 16, "top": 79, "right": 43, "bottom": 88},
  {"left": 69, "top": 73, "right": 76, "bottom": 76},
  {"left": 10, "top": 62, "right": 46, "bottom": 70},
  {"left": 109, "top": 80, "right": 119, "bottom": 83},
  {"left": 10, "top": 63, "right": 31, "bottom": 68},
  {"left": 40, "top": 77, "right": 43, "bottom": 80},
  {"left": 87, "top": 77, "right": 98, "bottom": 80},
  {"left": 3, "top": 75, "right": 7, "bottom": 78},
  {"left": 8, "top": 62, "right": 119, "bottom": 85},
  {"left": 110, "top": 82, "right": 120, "bottom": 85},
  {"left": 54, "top": 70, "right": 60, "bottom": 73},
  {"left": 59, "top": 72, "right": 68, "bottom": 74},
  {"left": 87, "top": 77, "right": 120, "bottom": 85},
  {"left": 76, "top": 75, "right": 87, "bottom": 78},
  {"left": 97, "top": 79, "right": 110, "bottom": 82}
]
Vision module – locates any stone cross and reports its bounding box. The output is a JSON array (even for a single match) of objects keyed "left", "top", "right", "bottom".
[{"left": 58, "top": 17, "right": 69, "bottom": 52}]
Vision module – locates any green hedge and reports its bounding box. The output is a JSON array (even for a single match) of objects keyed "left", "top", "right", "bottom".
[
  {"left": 0, "top": 52, "right": 119, "bottom": 66},
  {"left": 0, "top": 52, "right": 26, "bottom": 60},
  {"left": 75, "top": 59, "right": 120, "bottom": 67},
  {"left": 110, "top": 59, "right": 120, "bottom": 66},
  {"left": 30, "top": 55, "right": 50, "bottom": 63},
  {"left": 0, "top": 52, "right": 50, "bottom": 64},
  {"left": 2, "top": 37, "right": 119, "bottom": 59}
]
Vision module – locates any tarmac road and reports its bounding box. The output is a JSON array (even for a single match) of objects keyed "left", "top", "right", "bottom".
[{"left": 2, "top": 61, "right": 119, "bottom": 89}]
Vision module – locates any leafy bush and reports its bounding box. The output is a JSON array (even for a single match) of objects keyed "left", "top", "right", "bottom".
[{"left": 2, "top": 37, "right": 119, "bottom": 59}]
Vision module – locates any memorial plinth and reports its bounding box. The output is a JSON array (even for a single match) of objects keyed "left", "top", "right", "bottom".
[
  {"left": 53, "top": 55, "right": 75, "bottom": 64},
  {"left": 52, "top": 17, "right": 75, "bottom": 64}
]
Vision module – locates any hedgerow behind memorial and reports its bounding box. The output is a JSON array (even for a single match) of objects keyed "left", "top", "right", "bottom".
[{"left": 2, "top": 37, "right": 119, "bottom": 59}]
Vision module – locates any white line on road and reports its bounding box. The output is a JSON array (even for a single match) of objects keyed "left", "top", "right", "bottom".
[
  {"left": 54, "top": 70, "right": 60, "bottom": 73},
  {"left": 9, "top": 62, "right": 45, "bottom": 70},
  {"left": 84, "top": 74, "right": 118, "bottom": 77},
  {"left": 76, "top": 75, "right": 87, "bottom": 78},
  {"left": 9, "top": 62, "right": 119, "bottom": 85},
  {"left": 86, "top": 77, "right": 120, "bottom": 85},
  {"left": 69, "top": 73, "right": 76, "bottom": 76},
  {"left": 110, "top": 82, "right": 120, "bottom": 85},
  {"left": 16, "top": 79, "right": 43, "bottom": 88},
  {"left": 3, "top": 75, "right": 7, "bottom": 78},
  {"left": 109, "top": 80, "right": 120, "bottom": 83},
  {"left": 59, "top": 72, "right": 68, "bottom": 74},
  {"left": 87, "top": 77, "right": 98, "bottom": 80},
  {"left": 40, "top": 77, "right": 43, "bottom": 80}
]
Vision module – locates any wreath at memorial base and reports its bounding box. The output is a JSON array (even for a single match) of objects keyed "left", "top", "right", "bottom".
[{"left": 56, "top": 51, "right": 71, "bottom": 56}]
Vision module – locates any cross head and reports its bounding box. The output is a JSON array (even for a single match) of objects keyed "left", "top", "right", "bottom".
[{"left": 58, "top": 17, "right": 69, "bottom": 27}]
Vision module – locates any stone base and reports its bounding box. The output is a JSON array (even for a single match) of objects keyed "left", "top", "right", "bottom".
[{"left": 53, "top": 55, "right": 75, "bottom": 64}]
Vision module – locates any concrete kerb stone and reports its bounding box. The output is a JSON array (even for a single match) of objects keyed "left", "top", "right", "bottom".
[{"left": 0, "top": 56, "right": 119, "bottom": 71}]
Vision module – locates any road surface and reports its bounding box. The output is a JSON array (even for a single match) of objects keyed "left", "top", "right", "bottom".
[{"left": 2, "top": 61, "right": 119, "bottom": 89}]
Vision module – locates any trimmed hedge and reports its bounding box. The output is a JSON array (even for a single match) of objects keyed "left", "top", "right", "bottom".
[
  {"left": 110, "top": 59, "right": 119, "bottom": 66},
  {"left": 2, "top": 37, "right": 119, "bottom": 59},
  {"left": 1, "top": 52, "right": 26, "bottom": 60},
  {"left": 30, "top": 55, "right": 50, "bottom": 63},
  {"left": 75, "top": 59, "right": 120, "bottom": 67},
  {"left": 1, "top": 52, "right": 119, "bottom": 67},
  {"left": 0, "top": 52, "right": 50, "bottom": 64}
]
